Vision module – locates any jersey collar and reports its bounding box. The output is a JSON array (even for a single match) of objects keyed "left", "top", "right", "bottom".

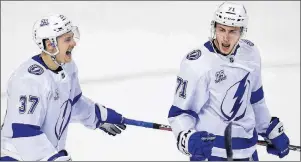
[{"left": 204, "top": 40, "right": 240, "bottom": 56}]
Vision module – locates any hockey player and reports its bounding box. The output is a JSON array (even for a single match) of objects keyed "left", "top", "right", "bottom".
[
  {"left": 1, "top": 14, "right": 127, "bottom": 161},
  {"left": 168, "top": 2, "right": 290, "bottom": 161}
]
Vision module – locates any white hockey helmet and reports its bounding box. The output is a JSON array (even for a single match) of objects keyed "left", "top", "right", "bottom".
[
  {"left": 32, "top": 14, "right": 80, "bottom": 57},
  {"left": 211, "top": 1, "right": 248, "bottom": 38}
]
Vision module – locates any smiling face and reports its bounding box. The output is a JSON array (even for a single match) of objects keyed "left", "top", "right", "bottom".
[
  {"left": 45, "top": 31, "right": 77, "bottom": 64},
  {"left": 214, "top": 23, "right": 242, "bottom": 55}
]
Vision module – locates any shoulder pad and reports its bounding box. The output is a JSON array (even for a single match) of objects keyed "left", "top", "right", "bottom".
[
  {"left": 28, "top": 64, "right": 44, "bottom": 75},
  {"left": 186, "top": 49, "right": 202, "bottom": 60},
  {"left": 241, "top": 39, "right": 254, "bottom": 47}
]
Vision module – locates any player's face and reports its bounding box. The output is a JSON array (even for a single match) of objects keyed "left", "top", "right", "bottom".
[
  {"left": 214, "top": 23, "right": 241, "bottom": 55},
  {"left": 56, "top": 32, "right": 77, "bottom": 64}
]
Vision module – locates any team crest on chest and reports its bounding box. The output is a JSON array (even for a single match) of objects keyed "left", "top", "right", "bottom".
[{"left": 215, "top": 70, "right": 227, "bottom": 83}]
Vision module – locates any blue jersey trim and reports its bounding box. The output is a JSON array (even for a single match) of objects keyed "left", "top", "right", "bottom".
[
  {"left": 204, "top": 41, "right": 215, "bottom": 53},
  {"left": 0, "top": 156, "right": 18, "bottom": 161},
  {"left": 47, "top": 151, "right": 67, "bottom": 161},
  {"left": 203, "top": 150, "right": 259, "bottom": 161},
  {"left": 250, "top": 86, "right": 264, "bottom": 104},
  {"left": 214, "top": 129, "right": 258, "bottom": 150},
  {"left": 32, "top": 54, "right": 49, "bottom": 70},
  {"left": 12, "top": 123, "right": 43, "bottom": 138},
  {"left": 71, "top": 92, "right": 82, "bottom": 106},
  {"left": 168, "top": 105, "right": 199, "bottom": 120}
]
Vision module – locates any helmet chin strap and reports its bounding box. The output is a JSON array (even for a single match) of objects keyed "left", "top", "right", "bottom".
[{"left": 43, "top": 47, "right": 65, "bottom": 67}]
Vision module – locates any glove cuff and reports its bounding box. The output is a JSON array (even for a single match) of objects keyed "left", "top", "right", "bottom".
[
  {"left": 177, "top": 129, "right": 196, "bottom": 156},
  {"left": 95, "top": 103, "right": 124, "bottom": 126},
  {"left": 266, "top": 117, "right": 284, "bottom": 140},
  {"left": 95, "top": 104, "right": 108, "bottom": 128}
]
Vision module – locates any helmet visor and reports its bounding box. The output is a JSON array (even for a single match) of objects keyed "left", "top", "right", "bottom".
[{"left": 71, "top": 26, "right": 80, "bottom": 43}]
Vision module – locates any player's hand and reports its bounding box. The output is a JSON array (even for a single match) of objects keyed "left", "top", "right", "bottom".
[
  {"left": 177, "top": 130, "right": 216, "bottom": 160},
  {"left": 99, "top": 123, "right": 126, "bottom": 136},
  {"left": 264, "top": 117, "right": 290, "bottom": 158}
]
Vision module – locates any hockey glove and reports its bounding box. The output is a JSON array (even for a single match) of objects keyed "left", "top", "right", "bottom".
[
  {"left": 177, "top": 130, "right": 216, "bottom": 160},
  {"left": 263, "top": 117, "right": 290, "bottom": 158},
  {"left": 99, "top": 123, "right": 126, "bottom": 136},
  {"left": 95, "top": 103, "right": 125, "bottom": 126},
  {"left": 95, "top": 104, "right": 126, "bottom": 136}
]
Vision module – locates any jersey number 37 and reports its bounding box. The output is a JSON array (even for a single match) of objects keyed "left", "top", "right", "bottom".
[{"left": 19, "top": 95, "right": 39, "bottom": 114}]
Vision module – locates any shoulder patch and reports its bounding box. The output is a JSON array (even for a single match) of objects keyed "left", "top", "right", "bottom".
[
  {"left": 28, "top": 64, "right": 44, "bottom": 75},
  {"left": 186, "top": 49, "right": 202, "bottom": 60},
  {"left": 241, "top": 39, "right": 254, "bottom": 46}
]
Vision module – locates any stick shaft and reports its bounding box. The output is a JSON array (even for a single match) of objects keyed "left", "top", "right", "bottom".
[{"left": 123, "top": 118, "right": 300, "bottom": 152}]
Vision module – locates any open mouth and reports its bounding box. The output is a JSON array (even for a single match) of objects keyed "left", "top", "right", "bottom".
[
  {"left": 222, "top": 43, "right": 230, "bottom": 48},
  {"left": 66, "top": 49, "right": 72, "bottom": 56}
]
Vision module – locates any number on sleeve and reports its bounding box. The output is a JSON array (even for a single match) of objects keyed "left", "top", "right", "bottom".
[
  {"left": 19, "top": 95, "right": 27, "bottom": 114},
  {"left": 19, "top": 95, "right": 40, "bottom": 114},
  {"left": 176, "top": 76, "right": 188, "bottom": 99}
]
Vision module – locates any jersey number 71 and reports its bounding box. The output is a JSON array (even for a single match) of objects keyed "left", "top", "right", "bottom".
[{"left": 175, "top": 76, "right": 188, "bottom": 99}]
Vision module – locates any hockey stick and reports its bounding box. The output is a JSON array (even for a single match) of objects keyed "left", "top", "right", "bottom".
[
  {"left": 123, "top": 118, "right": 301, "bottom": 152},
  {"left": 123, "top": 118, "right": 172, "bottom": 131},
  {"left": 256, "top": 140, "right": 301, "bottom": 152},
  {"left": 224, "top": 122, "right": 233, "bottom": 161}
]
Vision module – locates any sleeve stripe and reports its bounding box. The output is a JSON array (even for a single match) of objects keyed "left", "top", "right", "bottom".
[
  {"left": 12, "top": 123, "right": 43, "bottom": 138},
  {"left": 168, "top": 105, "right": 199, "bottom": 119},
  {"left": 214, "top": 129, "right": 258, "bottom": 149},
  {"left": 250, "top": 86, "right": 264, "bottom": 104},
  {"left": 71, "top": 92, "right": 82, "bottom": 106},
  {"left": 47, "top": 151, "right": 66, "bottom": 161}
]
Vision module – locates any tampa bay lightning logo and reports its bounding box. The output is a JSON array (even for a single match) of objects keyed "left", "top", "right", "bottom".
[
  {"left": 28, "top": 64, "right": 44, "bottom": 75},
  {"left": 186, "top": 50, "right": 201, "bottom": 60},
  {"left": 221, "top": 72, "right": 250, "bottom": 121},
  {"left": 55, "top": 99, "right": 72, "bottom": 140}
]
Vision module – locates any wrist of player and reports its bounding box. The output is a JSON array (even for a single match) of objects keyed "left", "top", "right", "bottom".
[
  {"left": 263, "top": 117, "right": 290, "bottom": 158},
  {"left": 177, "top": 129, "right": 215, "bottom": 159}
]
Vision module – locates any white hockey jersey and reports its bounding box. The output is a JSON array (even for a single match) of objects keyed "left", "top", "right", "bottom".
[
  {"left": 168, "top": 39, "right": 272, "bottom": 159},
  {"left": 1, "top": 54, "right": 100, "bottom": 160}
]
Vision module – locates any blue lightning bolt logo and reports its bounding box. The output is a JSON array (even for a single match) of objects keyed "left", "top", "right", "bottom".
[
  {"left": 221, "top": 72, "right": 250, "bottom": 121},
  {"left": 231, "top": 73, "right": 249, "bottom": 114}
]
